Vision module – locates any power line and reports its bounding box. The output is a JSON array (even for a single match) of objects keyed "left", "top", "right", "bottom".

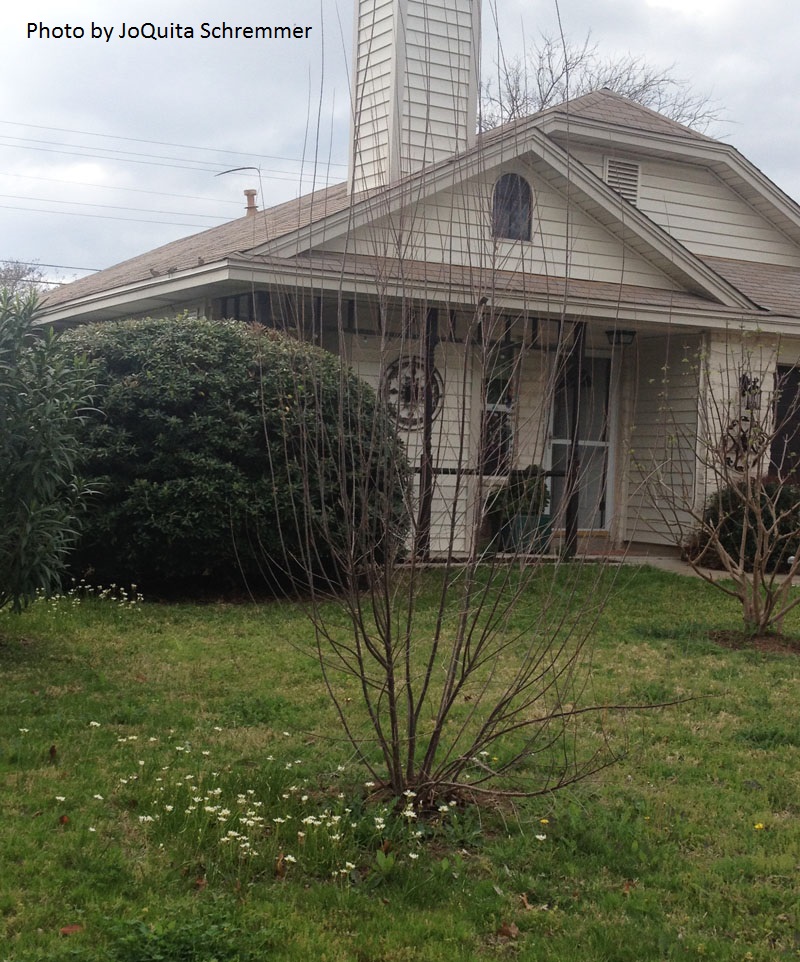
[
  {"left": 0, "top": 118, "right": 348, "bottom": 170},
  {"left": 2, "top": 259, "right": 100, "bottom": 272},
  {"left": 0, "top": 170, "right": 242, "bottom": 206},
  {"left": 0, "top": 193, "right": 226, "bottom": 220},
  {"left": 0, "top": 141, "right": 222, "bottom": 174},
  {"left": 0, "top": 140, "right": 341, "bottom": 183},
  {"left": 0, "top": 203, "right": 222, "bottom": 229},
  {"left": 1, "top": 133, "right": 276, "bottom": 173}
]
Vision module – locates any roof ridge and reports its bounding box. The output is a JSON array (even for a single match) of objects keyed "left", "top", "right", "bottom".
[{"left": 481, "top": 88, "right": 715, "bottom": 144}]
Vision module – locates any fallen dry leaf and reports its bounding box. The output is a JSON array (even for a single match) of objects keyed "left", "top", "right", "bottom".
[{"left": 59, "top": 925, "right": 84, "bottom": 936}]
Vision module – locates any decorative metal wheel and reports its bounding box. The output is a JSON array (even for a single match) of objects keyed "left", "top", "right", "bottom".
[{"left": 381, "top": 356, "right": 444, "bottom": 430}]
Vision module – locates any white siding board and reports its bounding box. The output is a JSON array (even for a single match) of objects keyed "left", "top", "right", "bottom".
[
  {"left": 625, "top": 334, "right": 701, "bottom": 545},
  {"left": 569, "top": 146, "right": 800, "bottom": 266},
  {"left": 350, "top": 0, "right": 480, "bottom": 192},
  {"left": 323, "top": 169, "right": 686, "bottom": 290},
  {"left": 641, "top": 160, "right": 800, "bottom": 265},
  {"left": 339, "top": 332, "right": 476, "bottom": 553}
]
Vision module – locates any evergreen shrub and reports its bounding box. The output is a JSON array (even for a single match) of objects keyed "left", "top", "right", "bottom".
[
  {"left": 687, "top": 479, "right": 800, "bottom": 572},
  {"left": 0, "top": 291, "right": 94, "bottom": 610},
  {"left": 59, "top": 316, "right": 408, "bottom": 594}
]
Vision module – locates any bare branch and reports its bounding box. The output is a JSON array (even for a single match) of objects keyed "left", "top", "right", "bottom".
[{"left": 481, "top": 31, "right": 721, "bottom": 132}]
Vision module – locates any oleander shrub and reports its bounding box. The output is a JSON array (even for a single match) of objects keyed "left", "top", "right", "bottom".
[
  {"left": 58, "top": 316, "right": 408, "bottom": 594},
  {"left": 0, "top": 291, "right": 94, "bottom": 611},
  {"left": 687, "top": 479, "right": 800, "bottom": 572}
]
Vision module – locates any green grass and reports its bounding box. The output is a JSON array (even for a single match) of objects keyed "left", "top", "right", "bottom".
[{"left": 1, "top": 567, "right": 799, "bottom": 961}]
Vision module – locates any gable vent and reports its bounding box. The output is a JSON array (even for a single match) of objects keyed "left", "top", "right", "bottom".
[{"left": 605, "top": 158, "right": 640, "bottom": 205}]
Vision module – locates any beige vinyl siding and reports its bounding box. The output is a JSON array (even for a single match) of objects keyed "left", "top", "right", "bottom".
[
  {"left": 323, "top": 169, "right": 686, "bottom": 290},
  {"left": 625, "top": 333, "right": 701, "bottom": 545},
  {"left": 570, "top": 147, "right": 604, "bottom": 180},
  {"left": 641, "top": 161, "right": 800, "bottom": 266},
  {"left": 351, "top": 0, "right": 396, "bottom": 189},
  {"left": 341, "top": 332, "right": 475, "bottom": 554},
  {"left": 343, "top": 335, "right": 471, "bottom": 471},
  {"left": 573, "top": 146, "right": 800, "bottom": 267},
  {"left": 777, "top": 339, "right": 800, "bottom": 367},
  {"left": 399, "top": 0, "right": 478, "bottom": 170},
  {"left": 350, "top": 0, "right": 479, "bottom": 192}
]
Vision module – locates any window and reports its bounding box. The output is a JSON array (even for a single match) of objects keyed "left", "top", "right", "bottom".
[
  {"left": 480, "top": 345, "right": 515, "bottom": 476},
  {"left": 549, "top": 355, "right": 611, "bottom": 530},
  {"left": 215, "top": 291, "right": 270, "bottom": 324},
  {"left": 492, "top": 173, "right": 532, "bottom": 241},
  {"left": 771, "top": 366, "right": 800, "bottom": 479}
]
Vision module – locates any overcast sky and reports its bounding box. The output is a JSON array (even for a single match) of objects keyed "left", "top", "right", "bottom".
[{"left": 2, "top": 0, "right": 798, "bottom": 287}]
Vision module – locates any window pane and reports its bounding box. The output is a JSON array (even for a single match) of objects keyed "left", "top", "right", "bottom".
[{"left": 492, "top": 174, "right": 531, "bottom": 241}]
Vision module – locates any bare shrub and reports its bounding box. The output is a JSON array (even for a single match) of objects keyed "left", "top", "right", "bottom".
[{"left": 638, "top": 333, "right": 800, "bottom": 635}]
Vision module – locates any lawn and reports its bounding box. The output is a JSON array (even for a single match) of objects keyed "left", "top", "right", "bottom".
[{"left": 1, "top": 566, "right": 798, "bottom": 961}]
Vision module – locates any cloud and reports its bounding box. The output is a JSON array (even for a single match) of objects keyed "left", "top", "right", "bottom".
[{"left": 2, "top": 0, "right": 799, "bottom": 272}]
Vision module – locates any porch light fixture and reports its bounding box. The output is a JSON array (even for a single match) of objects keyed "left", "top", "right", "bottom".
[{"left": 605, "top": 329, "right": 636, "bottom": 346}]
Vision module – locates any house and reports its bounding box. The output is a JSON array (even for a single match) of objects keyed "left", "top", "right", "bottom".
[{"left": 41, "top": 0, "right": 800, "bottom": 559}]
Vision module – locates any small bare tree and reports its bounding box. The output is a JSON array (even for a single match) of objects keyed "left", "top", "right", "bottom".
[
  {"left": 252, "top": 0, "right": 657, "bottom": 807},
  {"left": 261, "top": 292, "right": 635, "bottom": 806},
  {"left": 637, "top": 333, "right": 800, "bottom": 636},
  {"left": 481, "top": 32, "right": 721, "bottom": 132}
]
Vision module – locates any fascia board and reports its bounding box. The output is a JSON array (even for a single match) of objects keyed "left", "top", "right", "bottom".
[{"left": 39, "top": 262, "right": 233, "bottom": 325}]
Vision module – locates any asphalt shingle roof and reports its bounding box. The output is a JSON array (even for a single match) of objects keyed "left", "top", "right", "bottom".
[
  {"left": 43, "top": 183, "right": 350, "bottom": 308},
  {"left": 40, "top": 91, "right": 800, "bottom": 320}
]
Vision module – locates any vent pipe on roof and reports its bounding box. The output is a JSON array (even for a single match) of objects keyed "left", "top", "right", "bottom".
[{"left": 244, "top": 189, "right": 258, "bottom": 216}]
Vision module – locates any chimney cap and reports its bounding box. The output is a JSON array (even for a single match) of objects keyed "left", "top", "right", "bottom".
[{"left": 244, "top": 188, "right": 258, "bottom": 216}]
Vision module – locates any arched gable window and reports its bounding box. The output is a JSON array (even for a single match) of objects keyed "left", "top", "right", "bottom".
[{"left": 492, "top": 173, "right": 532, "bottom": 241}]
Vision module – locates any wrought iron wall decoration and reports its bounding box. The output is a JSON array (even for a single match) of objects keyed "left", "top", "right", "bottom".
[
  {"left": 739, "top": 373, "right": 762, "bottom": 411},
  {"left": 719, "top": 413, "right": 768, "bottom": 472},
  {"left": 381, "top": 356, "right": 444, "bottom": 430}
]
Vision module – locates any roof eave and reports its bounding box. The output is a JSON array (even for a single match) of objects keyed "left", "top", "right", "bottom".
[{"left": 39, "top": 262, "right": 234, "bottom": 326}]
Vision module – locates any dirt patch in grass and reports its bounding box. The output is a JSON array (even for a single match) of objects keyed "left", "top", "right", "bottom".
[{"left": 709, "top": 629, "right": 800, "bottom": 654}]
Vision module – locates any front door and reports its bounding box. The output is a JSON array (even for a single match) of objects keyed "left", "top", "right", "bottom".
[{"left": 549, "top": 354, "right": 612, "bottom": 530}]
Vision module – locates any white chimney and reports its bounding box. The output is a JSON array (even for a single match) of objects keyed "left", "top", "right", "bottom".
[{"left": 349, "top": 0, "right": 481, "bottom": 194}]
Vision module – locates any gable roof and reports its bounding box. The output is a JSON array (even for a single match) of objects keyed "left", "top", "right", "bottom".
[{"left": 40, "top": 90, "right": 800, "bottom": 324}]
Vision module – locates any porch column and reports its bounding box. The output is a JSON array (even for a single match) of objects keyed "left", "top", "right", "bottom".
[
  {"left": 415, "top": 306, "right": 439, "bottom": 560},
  {"left": 563, "top": 321, "right": 586, "bottom": 559}
]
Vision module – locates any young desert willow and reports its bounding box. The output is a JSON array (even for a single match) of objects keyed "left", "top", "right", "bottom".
[
  {"left": 249, "top": 0, "right": 641, "bottom": 804},
  {"left": 259, "top": 288, "right": 630, "bottom": 805}
]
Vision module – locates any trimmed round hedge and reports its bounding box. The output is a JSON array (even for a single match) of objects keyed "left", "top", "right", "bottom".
[{"left": 60, "top": 316, "right": 408, "bottom": 594}]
